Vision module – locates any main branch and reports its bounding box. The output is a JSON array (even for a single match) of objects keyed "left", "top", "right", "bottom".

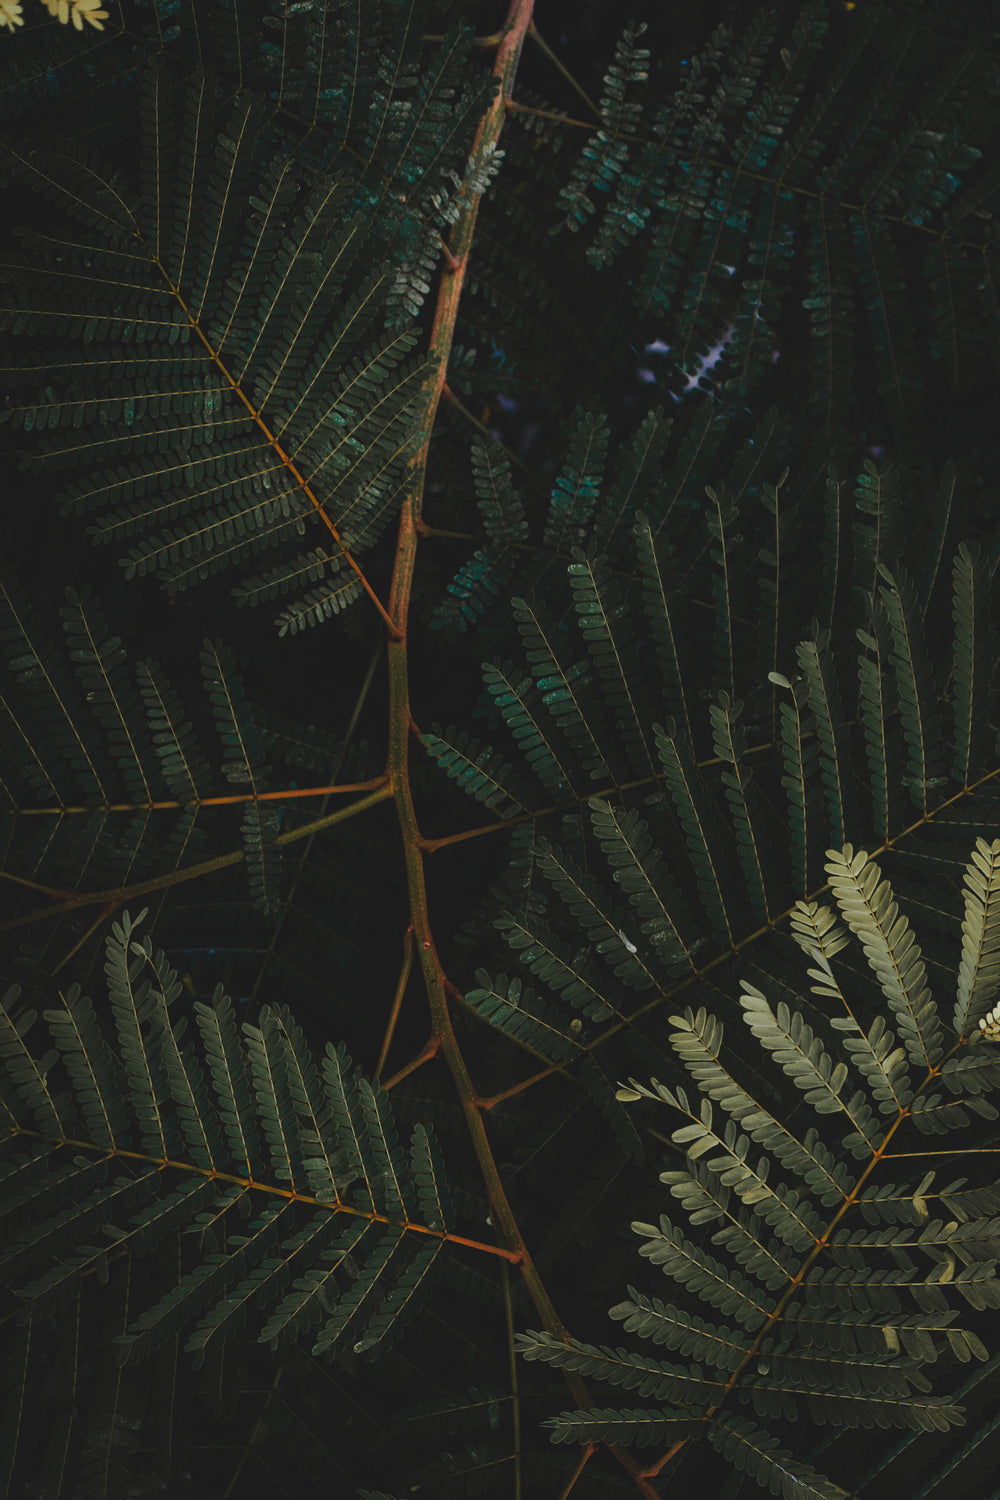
[{"left": 382, "top": 4, "right": 659, "bottom": 1495}]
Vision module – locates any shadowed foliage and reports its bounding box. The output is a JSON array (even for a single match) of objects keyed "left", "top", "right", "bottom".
[{"left": 3, "top": 2, "right": 1000, "bottom": 1496}]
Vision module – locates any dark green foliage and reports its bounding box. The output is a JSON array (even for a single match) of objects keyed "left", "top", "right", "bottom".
[
  {"left": 4, "top": 2, "right": 1000, "bottom": 1498},
  {"left": 4, "top": 912, "right": 452, "bottom": 1367}
]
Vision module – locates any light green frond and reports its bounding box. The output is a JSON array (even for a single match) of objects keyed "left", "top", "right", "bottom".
[
  {"left": 954, "top": 837, "right": 1000, "bottom": 1039},
  {"left": 942, "top": 1041, "right": 1000, "bottom": 1107},
  {"left": 538, "top": 1404, "right": 699, "bottom": 1447},
  {"left": 834, "top": 1014, "right": 913, "bottom": 1131},
  {"left": 825, "top": 846, "right": 943, "bottom": 1070},
  {"left": 514, "top": 1327, "right": 725, "bottom": 1407},
  {"left": 738, "top": 984, "right": 848, "bottom": 1114},
  {"left": 662, "top": 1145, "right": 822, "bottom": 1275},
  {"left": 665, "top": 1008, "right": 856, "bottom": 1204},
  {"left": 631, "top": 1216, "right": 774, "bottom": 1331},
  {"left": 787, "top": 900, "right": 851, "bottom": 963},
  {"left": 609, "top": 1285, "right": 749, "bottom": 1371}
]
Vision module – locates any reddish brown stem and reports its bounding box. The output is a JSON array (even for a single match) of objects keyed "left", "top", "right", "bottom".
[
  {"left": 380, "top": 1036, "right": 441, "bottom": 1091},
  {"left": 377, "top": 4, "right": 661, "bottom": 1493}
]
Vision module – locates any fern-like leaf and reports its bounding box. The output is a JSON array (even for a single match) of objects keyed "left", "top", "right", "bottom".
[
  {"left": 0, "top": 986, "right": 73, "bottom": 1141},
  {"left": 795, "top": 627, "right": 856, "bottom": 849},
  {"left": 950, "top": 541, "right": 996, "bottom": 787},
  {"left": 707, "top": 1412, "right": 853, "bottom": 1499},
  {"left": 43, "top": 985, "right": 131, "bottom": 1153},
  {"left": 952, "top": 836, "right": 1000, "bottom": 1042},
  {"left": 461, "top": 970, "right": 583, "bottom": 1065},
  {"left": 588, "top": 795, "right": 702, "bottom": 975},
  {"left": 654, "top": 719, "right": 742, "bottom": 948},
  {"left": 194, "top": 987, "right": 261, "bottom": 1179},
  {"left": 510, "top": 594, "right": 611, "bottom": 783},
  {"left": 567, "top": 547, "right": 656, "bottom": 782},
  {"left": 824, "top": 846, "right": 944, "bottom": 1070},
  {"left": 482, "top": 659, "right": 574, "bottom": 795},
  {"left": 710, "top": 692, "right": 776, "bottom": 922},
  {"left": 514, "top": 1327, "right": 725, "bottom": 1406},
  {"left": 421, "top": 725, "right": 532, "bottom": 818},
  {"left": 876, "top": 564, "right": 946, "bottom": 814},
  {"left": 555, "top": 22, "right": 649, "bottom": 239},
  {"left": 768, "top": 672, "right": 822, "bottom": 898}
]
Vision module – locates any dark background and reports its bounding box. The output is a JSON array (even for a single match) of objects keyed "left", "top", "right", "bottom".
[{"left": 3, "top": 2, "right": 1000, "bottom": 1496}]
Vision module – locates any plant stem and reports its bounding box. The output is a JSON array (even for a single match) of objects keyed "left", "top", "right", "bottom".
[{"left": 381, "top": 4, "right": 661, "bottom": 1492}]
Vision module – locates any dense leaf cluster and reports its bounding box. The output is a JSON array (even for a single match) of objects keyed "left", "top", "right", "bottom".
[{"left": 3, "top": 2, "right": 1000, "bottom": 1497}]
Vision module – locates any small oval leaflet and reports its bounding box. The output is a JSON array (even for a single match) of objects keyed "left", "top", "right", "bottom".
[{"left": 978, "top": 999, "right": 1000, "bottom": 1042}]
